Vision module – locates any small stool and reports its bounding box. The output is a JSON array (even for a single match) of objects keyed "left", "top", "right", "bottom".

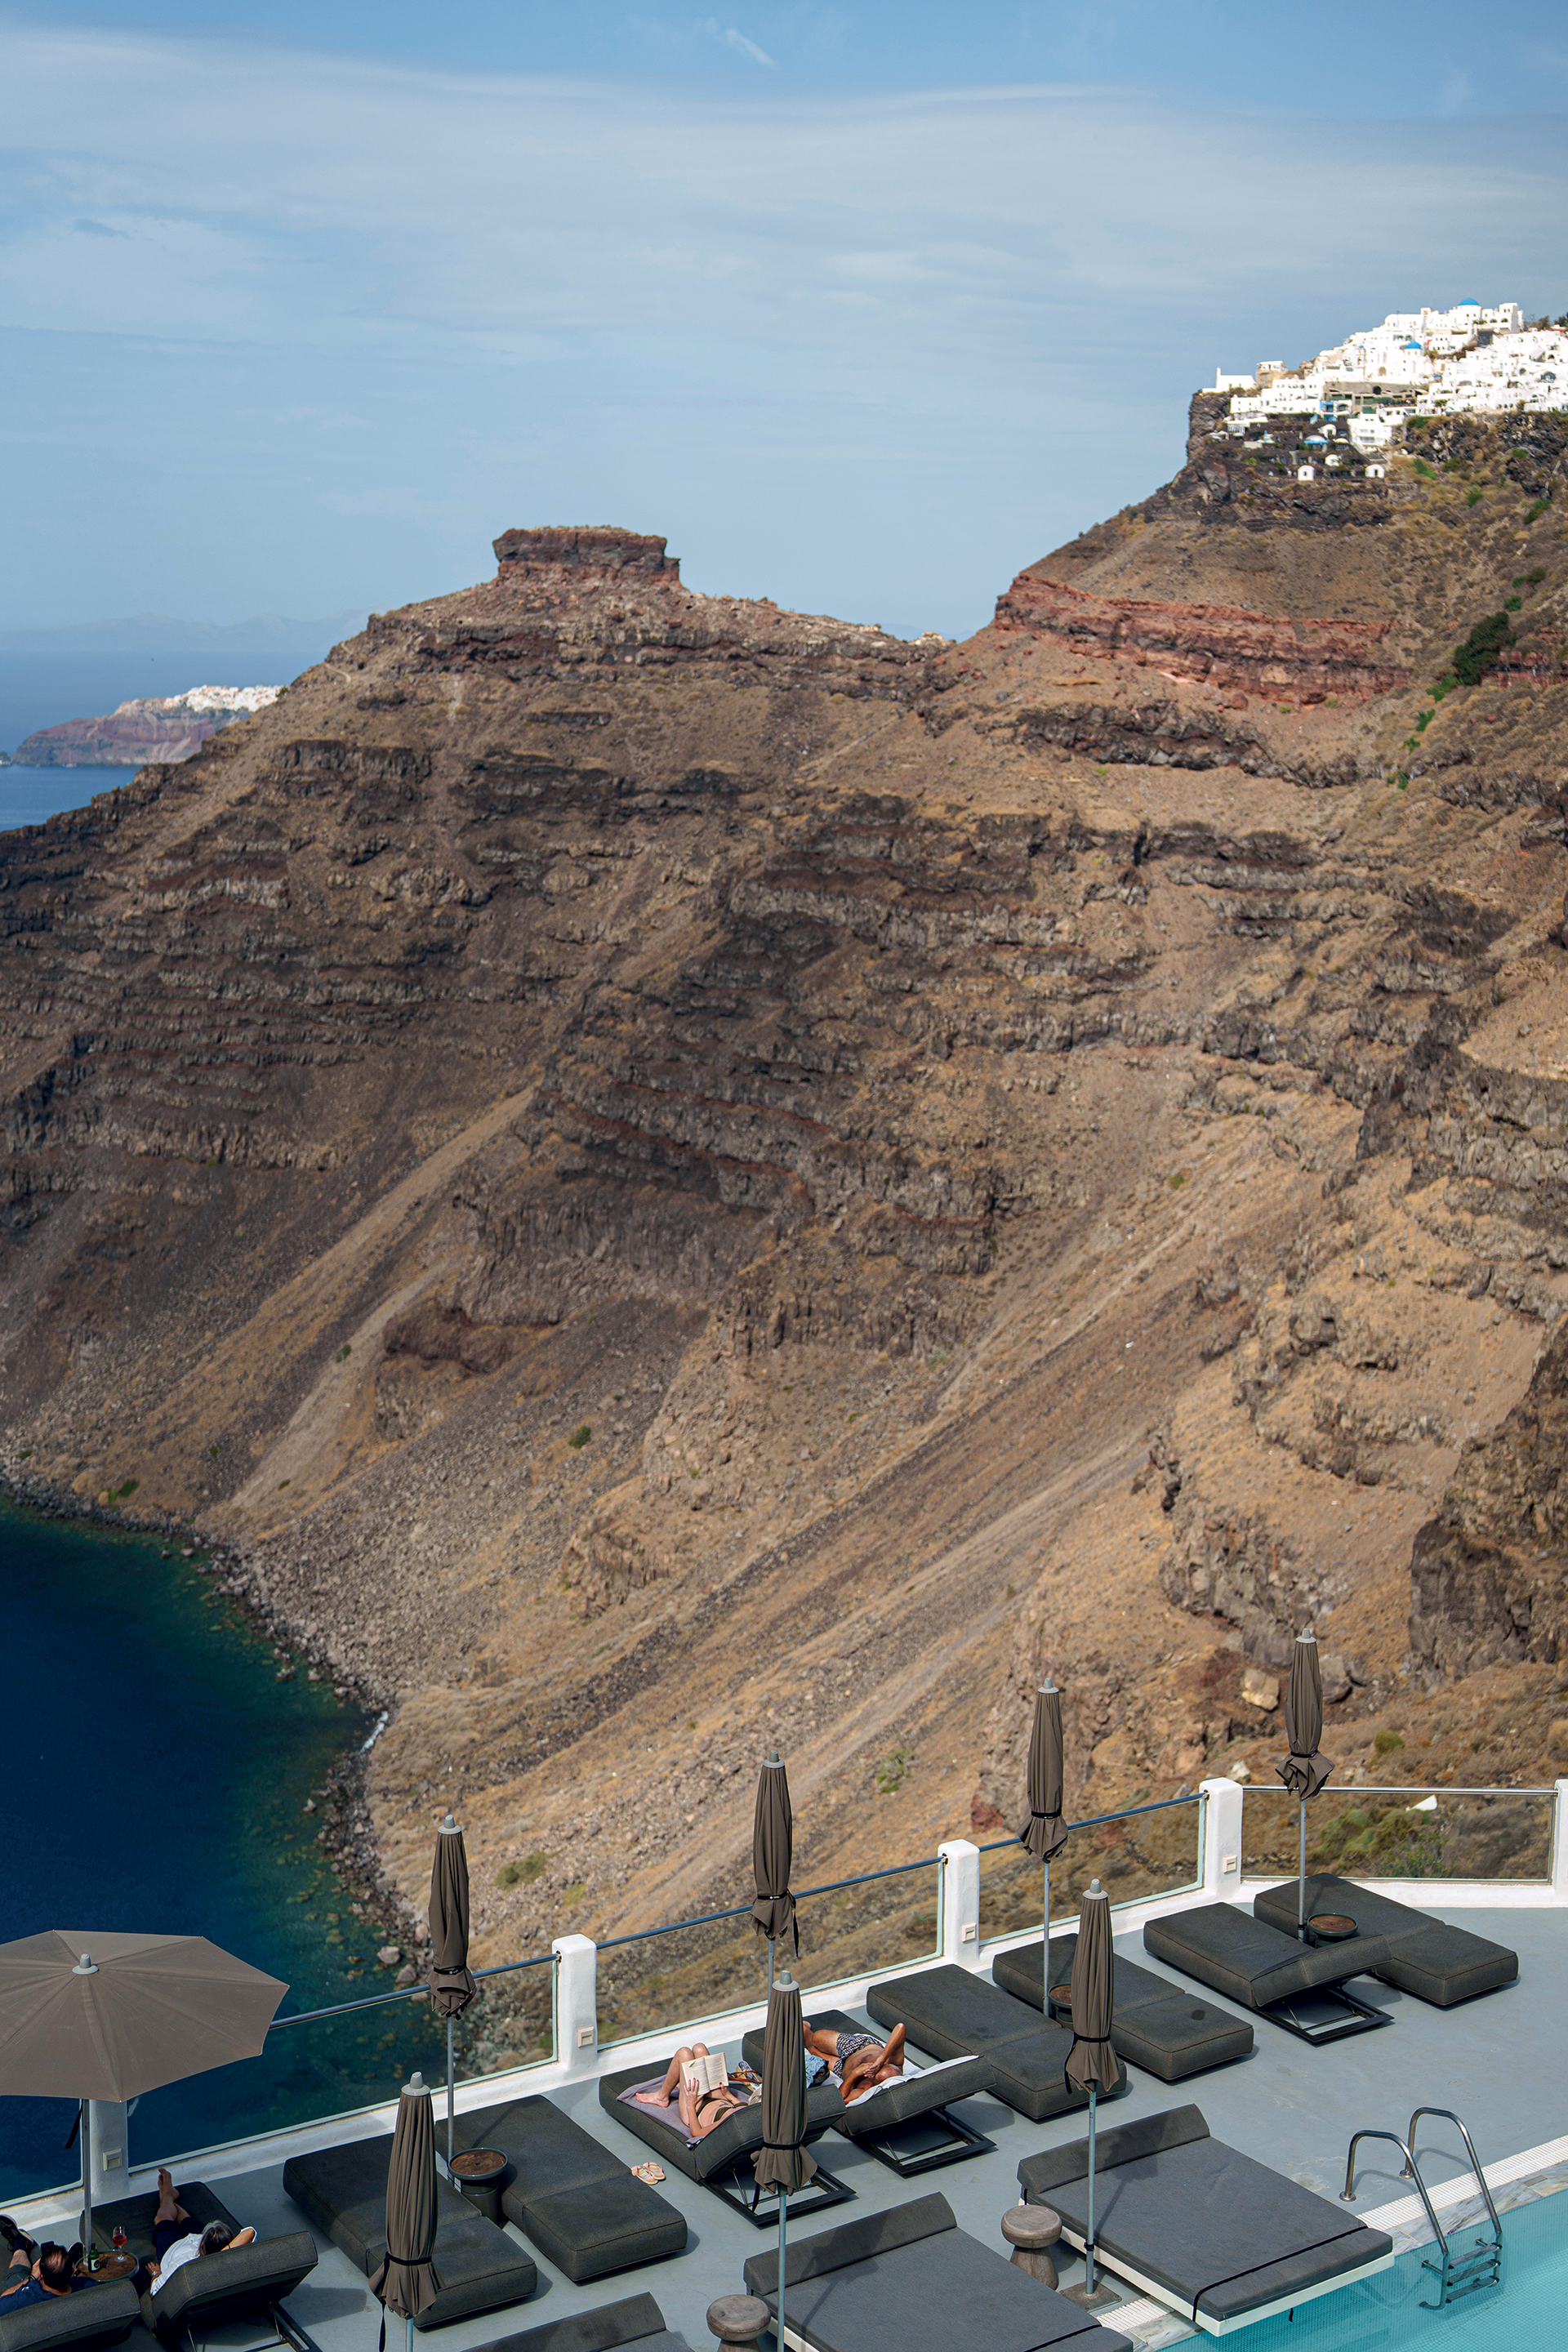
[
  {"left": 707, "top": 2293, "right": 771, "bottom": 2349},
  {"left": 1002, "top": 2201, "right": 1061, "bottom": 2288}
]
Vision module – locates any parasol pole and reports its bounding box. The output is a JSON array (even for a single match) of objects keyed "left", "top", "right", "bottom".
[
  {"left": 1085, "top": 2084, "right": 1098, "bottom": 2295},
  {"left": 74, "top": 1953, "right": 99, "bottom": 2258},
  {"left": 1298, "top": 1793, "right": 1309, "bottom": 1936},
  {"left": 778, "top": 2184, "right": 788, "bottom": 2352}
]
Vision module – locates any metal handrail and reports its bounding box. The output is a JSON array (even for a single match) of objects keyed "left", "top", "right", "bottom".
[
  {"left": 978, "top": 1791, "right": 1201, "bottom": 1851},
  {"left": 271, "top": 1949, "right": 555, "bottom": 2029},
  {"left": 599, "top": 1852, "right": 943, "bottom": 1953},
  {"left": 1404, "top": 2108, "right": 1503, "bottom": 2243},
  {"left": 1343, "top": 2127, "right": 1444, "bottom": 2241},
  {"left": 1245, "top": 1784, "right": 1555, "bottom": 1799}
]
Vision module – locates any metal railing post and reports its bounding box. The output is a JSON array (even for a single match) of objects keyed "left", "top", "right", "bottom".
[
  {"left": 1553, "top": 1781, "right": 1568, "bottom": 1902},
  {"left": 938, "top": 1839, "right": 981, "bottom": 1966},
  {"left": 1200, "top": 1777, "right": 1245, "bottom": 1900}
]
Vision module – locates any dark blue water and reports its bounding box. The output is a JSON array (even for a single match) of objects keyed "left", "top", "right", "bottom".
[
  {"left": 0, "top": 767, "right": 136, "bottom": 832},
  {"left": 1, "top": 1503, "right": 453, "bottom": 2200}
]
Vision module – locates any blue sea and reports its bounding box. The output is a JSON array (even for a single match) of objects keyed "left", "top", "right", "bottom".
[
  {"left": 0, "top": 1503, "right": 452, "bottom": 2203},
  {"left": 0, "top": 767, "right": 132, "bottom": 832}
]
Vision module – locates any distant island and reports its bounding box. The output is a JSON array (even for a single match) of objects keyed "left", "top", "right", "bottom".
[{"left": 12, "top": 683, "right": 283, "bottom": 768}]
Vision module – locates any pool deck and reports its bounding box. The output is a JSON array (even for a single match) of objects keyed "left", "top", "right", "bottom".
[{"left": 14, "top": 1899, "right": 1566, "bottom": 2351}]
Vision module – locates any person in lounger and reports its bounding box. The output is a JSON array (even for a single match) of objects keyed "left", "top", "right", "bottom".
[
  {"left": 632, "top": 2043, "right": 773, "bottom": 2139},
  {"left": 804, "top": 2022, "right": 907, "bottom": 2103},
  {"left": 145, "top": 2170, "right": 256, "bottom": 2293}
]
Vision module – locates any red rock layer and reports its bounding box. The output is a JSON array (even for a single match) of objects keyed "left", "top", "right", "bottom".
[{"left": 996, "top": 572, "right": 1410, "bottom": 703}]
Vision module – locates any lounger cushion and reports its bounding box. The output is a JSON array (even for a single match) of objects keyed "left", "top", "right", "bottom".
[
  {"left": 742, "top": 2191, "right": 1131, "bottom": 2352},
  {"left": 474, "top": 2294, "right": 686, "bottom": 2352},
  {"left": 866, "top": 1966, "right": 1125, "bottom": 2123},
  {"left": 992, "top": 1940, "right": 1254, "bottom": 2082},
  {"left": 0, "top": 2282, "right": 140, "bottom": 2352},
  {"left": 1019, "top": 2106, "right": 1392, "bottom": 2326},
  {"left": 737, "top": 2011, "right": 991, "bottom": 2137},
  {"left": 140, "top": 2231, "right": 319, "bottom": 2342},
  {"left": 1143, "top": 1904, "right": 1392, "bottom": 2011},
  {"left": 455, "top": 2100, "right": 687, "bottom": 2285},
  {"left": 1252, "top": 1876, "right": 1518, "bottom": 2007},
  {"left": 283, "top": 2134, "right": 538, "bottom": 2324},
  {"left": 596, "top": 2061, "right": 841, "bottom": 2185}
]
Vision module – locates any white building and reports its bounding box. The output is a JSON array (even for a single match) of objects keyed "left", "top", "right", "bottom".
[{"left": 1216, "top": 301, "right": 1563, "bottom": 435}]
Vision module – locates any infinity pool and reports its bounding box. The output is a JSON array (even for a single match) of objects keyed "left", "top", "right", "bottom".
[{"left": 1225, "top": 2182, "right": 1565, "bottom": 2350}]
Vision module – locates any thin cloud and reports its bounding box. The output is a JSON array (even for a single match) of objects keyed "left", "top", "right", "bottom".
[{"left": 715, "top": 23, "right": 777, "bottom": 69}]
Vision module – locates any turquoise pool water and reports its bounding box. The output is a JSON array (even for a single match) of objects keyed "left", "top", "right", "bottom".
[{"left": 1224, "top": 2184, "right": 1566, "bottom": 2349}]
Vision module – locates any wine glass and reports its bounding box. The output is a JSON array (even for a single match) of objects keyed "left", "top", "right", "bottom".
[{"left": 110, "top": 2225, "right": 127, "bottom": 2264}]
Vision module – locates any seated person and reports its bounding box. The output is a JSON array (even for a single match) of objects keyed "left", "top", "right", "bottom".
[
  {"left": 804, "top": 2020, "right": 907, "bottom": 2104},
  {"left": 146, "top": 2170, "right": 256, "bottom": 2294},
  {"left": 0, "top": 2238, "right": 85, "bottom": 2308}
]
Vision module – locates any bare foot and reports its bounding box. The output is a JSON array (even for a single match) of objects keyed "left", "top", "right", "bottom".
[{"left": 633, "top": 2087, "right": 671, "bottom": 2107}]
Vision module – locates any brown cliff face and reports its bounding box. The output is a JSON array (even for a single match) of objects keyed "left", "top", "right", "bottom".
[{"left": 5, "top": 440, "right": 1568, "bottom": 1971}]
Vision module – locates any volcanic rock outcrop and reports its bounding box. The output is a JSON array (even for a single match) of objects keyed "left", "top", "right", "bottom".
[{"left": 4, "top": 419, "right": 1568, "bottom": 1976}]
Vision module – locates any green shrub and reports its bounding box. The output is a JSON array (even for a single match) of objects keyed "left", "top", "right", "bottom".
[
  {"left": 1525, "top": 497, "right": 1552, "bottom": 524},
  {"left": 497, "top": 1852, "right": 550, "bottom": 1890},
  {"left": 1374, "top": 1728, "right": 1405, "bottom": 1753},
  {"left": 1465, "top": 487, "right": 1485, "bottom": 508},
  {"left": 569, "top": 1423, "right": 592, "bottom": 1449},
  {"left": 334, "top": 1343, "right": 351, "bottom": 1362},
  {"left": 875, "top": 1748, "right": 912, "bottom": 1796},
  {"left": 1450, "top": 612, "right": 1514, "bottom": 687},
  {"left": 1414, "top": 459, "right": 1437, "bottom": 480},
  {"left": 117, "top": 1479, "right": 138, "bottom": 1498},
  {"left": 1505, "top": 596, "right": 1522, "bottom": 612}
]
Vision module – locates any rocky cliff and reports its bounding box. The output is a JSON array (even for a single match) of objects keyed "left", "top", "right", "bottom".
[
  {"left": 13, "top": 684, "right": 281, "bottom": 767},
  {"left": 4, "top": 428, "right": 1568, "bottom": 1984}
]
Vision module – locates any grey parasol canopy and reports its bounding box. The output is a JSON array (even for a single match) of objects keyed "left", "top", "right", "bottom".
[
  {"left": 0, "top": 1930, "right": 287, "bottom": 2100},
  {"left": 1064, "top": 1879, "right": 1120, "bottom": 2309},
  {"left": 370, "top": 2070, "right": 442, "bottom": 2351},
  {"left": 1276, "top": 1630, "right": 1333, "bottom": 1933},
  {"left": 1019, "top": 1683, "right": 1068, "bottom": 1864},
  {"left": 751, "top": 1751, "right": 797, "bottom": 1992},
  {"left": 429, "top": 1814, "right": 476, "bottom": 2164},
  {"left": 0, "top": 1929, "right": 286, "bottom": 2256},
  {"left": 752, "top": 1970, "right": 816, "bottom": 2352}
]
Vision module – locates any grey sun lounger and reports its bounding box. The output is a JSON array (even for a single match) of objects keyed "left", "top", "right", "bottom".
[
  {"left": 469, "top": 2290, "right": 693, "bottom": 2352},
  {"left": 1252, "top": 1874, "right": 1519, "bottom": 2007},
  {"left": 1142, "top": 1904, "right": 1394, "bottom": 2043},
  {"left": 742, "top": 2189, "right": 1134, "bottom": 2352},
  {"left": 598, "top": 2057, "right": 849, "bottom": 2221},
  {"left": 283, "top": 2133, "right": 538, "bottom": 2324},
  {"left": 739, "top": 2009, "right": 994, "bottom": 2175},
  {"left": 992, "top": 1935, "right": 1254, "bottom": 2081},
  {"left": 453, "top": 2098, "right": 687, "bottom": 2285},
  {"left": 0, "top": 2283, "right": 141, "bottom": 2352},
  {"left": 866, "top": 1964, "right": 1127, "bottom": 2122},
  {"left": 91, "top": 2179, "right": 319, "bottom": 2347},
  {"left": 1018, "top": 2104, "right": 1395, "bottom": 2334}
]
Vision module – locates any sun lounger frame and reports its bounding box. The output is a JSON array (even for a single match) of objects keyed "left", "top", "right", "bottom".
[
  {"left": 738, "top": 2009, "right": 996, "bottom": 2178},
  {"left": 1046, "top": 2214, "right": 1395, "bottom": 2336}
]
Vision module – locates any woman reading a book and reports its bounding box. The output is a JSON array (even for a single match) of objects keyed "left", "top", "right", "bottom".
[{"left": 633, "top": 2044, "right": 759, "bottom": 2140}]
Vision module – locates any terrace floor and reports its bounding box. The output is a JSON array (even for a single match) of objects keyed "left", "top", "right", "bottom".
[{"left": 20, "top": 1904, "right": 1568, "bottom": 2350}]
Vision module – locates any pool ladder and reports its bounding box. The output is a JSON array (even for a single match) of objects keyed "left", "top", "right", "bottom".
[{"left": 1343, "top": 2107, "right": 1502, "bottom": 2310}]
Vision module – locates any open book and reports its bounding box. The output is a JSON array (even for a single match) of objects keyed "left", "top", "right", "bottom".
[{"left": 679, "top": 2049, "right": 729, "bottom": 2095}]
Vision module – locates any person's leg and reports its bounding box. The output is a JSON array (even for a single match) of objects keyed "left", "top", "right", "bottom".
[
  {"left": 153, "top": 2170, "right": 190, "bottom": 2229},
  {"left": 634, "top": 2046, "right": 697, "bottom": 2105}
]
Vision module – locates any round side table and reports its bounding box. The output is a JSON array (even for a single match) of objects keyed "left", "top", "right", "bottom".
[
  {"left": 1002, "top": 2201, "right": 1062, "bottom": 2288},
  {"left": 707, "top": 2294, "right": 771, "bottom": 2349}
]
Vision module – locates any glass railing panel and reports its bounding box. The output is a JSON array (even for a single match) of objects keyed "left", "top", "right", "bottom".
[
  {"left": 978, "top": 1796, "right": 1204, "bottom": 1947},
  {"left": 598, "top": 1860, "right": 942, "bottom": 2049},
  {"left": 1240, "top": 1784, "right": 1555, "bottom": 1883}
]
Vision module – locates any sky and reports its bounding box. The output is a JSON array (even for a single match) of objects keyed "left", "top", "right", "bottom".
[{"left": 2, "top": 4, "right": 1566, "bottom": 644}]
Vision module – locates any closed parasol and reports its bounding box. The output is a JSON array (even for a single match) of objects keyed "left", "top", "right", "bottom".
[
  {"left": 1063, "top": 1881, "right": 1120, "bottom": 2310},
  {"left": 371, "top": 2070, "right": 442, "bottom": 2352},
  {"left": 752, "top": 1751, "right": 797, "bottom": 1995},
  {"left": 753, "top": 1970, "right": 816, "bottom": 2352},
  {"left": 1019, "top": 1681, "right": 1068, "bottom": 1993},
  {"left": 428, "top": 1814, "right": 476, "bottom": 2163},
  {"left": 1277, "top": 1630, "right": 1333, "bottom": 1937}
]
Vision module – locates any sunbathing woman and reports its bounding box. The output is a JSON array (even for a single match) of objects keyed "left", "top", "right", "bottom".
[
  {"left": 632, "top": 2043, "right": 754, "bottom": 2140},
  {"left": 803, "top": 2020, "right": 907, "bottom": 2104}
]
